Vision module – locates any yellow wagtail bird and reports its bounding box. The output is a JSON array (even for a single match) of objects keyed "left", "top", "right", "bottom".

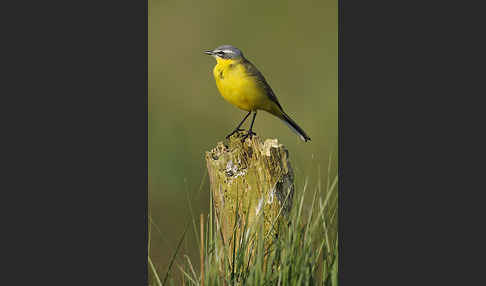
[{"left": 204, "top": 45, "right": 311, "bottom": 142}]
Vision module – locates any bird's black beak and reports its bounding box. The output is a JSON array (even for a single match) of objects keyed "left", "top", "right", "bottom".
[{"left": 204, "top": 50, "right": 214, "bottom": 55}]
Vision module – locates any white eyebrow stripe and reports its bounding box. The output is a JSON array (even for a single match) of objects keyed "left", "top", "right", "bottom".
[{"left": 222, "top": 49, "right": 236, "bottom": 54}]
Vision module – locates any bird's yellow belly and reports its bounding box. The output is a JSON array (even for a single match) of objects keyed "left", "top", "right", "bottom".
[{"left": 214, "top": 66, "right": 268, "bottom": 112}]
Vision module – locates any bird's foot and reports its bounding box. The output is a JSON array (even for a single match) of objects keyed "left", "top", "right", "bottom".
[
  {"left": 241, "top": 130, "right": 256, "bottom": 142},
  {"left": 226, "top": 128, "right": 245, "bottom": 139}
]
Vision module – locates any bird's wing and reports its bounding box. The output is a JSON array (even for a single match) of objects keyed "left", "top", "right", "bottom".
[{"left": 242, "top": 59, "right": 284, "bottom": 111}]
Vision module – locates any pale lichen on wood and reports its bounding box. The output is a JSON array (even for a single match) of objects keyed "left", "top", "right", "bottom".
[{"left": 205, "top": 132, "right": 295, "bottom": 250}]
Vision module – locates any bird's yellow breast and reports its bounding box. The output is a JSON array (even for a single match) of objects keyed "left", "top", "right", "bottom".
[{"left": 213, "top": 58, "right": 270, "bottom": 112}]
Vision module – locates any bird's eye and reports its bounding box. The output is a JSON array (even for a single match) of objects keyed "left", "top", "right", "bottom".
[{"left": 217, "top": 51, "right": 225, "bottom": 56}]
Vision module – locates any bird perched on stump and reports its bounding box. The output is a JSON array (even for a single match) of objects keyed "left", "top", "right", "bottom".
[{"left": 204, "top": 45, "right": 311, "bottom": 142}]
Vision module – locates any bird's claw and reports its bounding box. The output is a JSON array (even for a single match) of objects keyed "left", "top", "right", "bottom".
[
  {"left": 241, "top": 130, "right": 256, "bottom": 142},
  {"left": 226, "top": 128, "right": 245, "bottom": 139}
]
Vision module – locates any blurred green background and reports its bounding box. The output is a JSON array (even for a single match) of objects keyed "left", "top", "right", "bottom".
[{"left": 149, "top": 0, "right": 337, "bottom": 278}]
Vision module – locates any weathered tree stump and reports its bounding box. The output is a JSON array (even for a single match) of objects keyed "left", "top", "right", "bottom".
[{"left": 205, "top": 132, "right": 295, "bottom": 251}]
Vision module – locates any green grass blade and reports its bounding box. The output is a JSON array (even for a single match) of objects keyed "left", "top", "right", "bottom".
[
  {"left": 149, "top": 256, "right": 162, "bottom": 286},
  {"left": 177, "top": 265, "right": 198, "bottom": 285},
  {"left": 162, "top": 223, "right": 189, "bottom": 286}
]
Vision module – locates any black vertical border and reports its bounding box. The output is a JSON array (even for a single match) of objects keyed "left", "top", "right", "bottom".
[
  {"left": 4, "top": 0, "right": 149, "bottom": 284},
  {"left": 338, "top": 0, "right": 464, "bottom": 283}
]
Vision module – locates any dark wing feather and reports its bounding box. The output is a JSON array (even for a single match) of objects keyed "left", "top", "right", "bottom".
[{"left": 242, "top": 59, "right": 284, "bottom": 111}]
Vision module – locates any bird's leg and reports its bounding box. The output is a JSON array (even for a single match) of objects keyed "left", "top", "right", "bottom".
[
  {"left": 242, "top": 111, "right": 257, "bottom": 141},
  {"left": 226, "top": 111, "right": 252, "bottom": 139}
]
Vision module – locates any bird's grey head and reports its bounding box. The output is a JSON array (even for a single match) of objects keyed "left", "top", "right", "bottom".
[{"left": 204, "top": 45, "right": 244, "bottom": 60}]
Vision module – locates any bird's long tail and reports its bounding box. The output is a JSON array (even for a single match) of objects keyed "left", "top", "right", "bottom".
[{"left": 279, "top": 111, "right": 311, "bottom": 142}]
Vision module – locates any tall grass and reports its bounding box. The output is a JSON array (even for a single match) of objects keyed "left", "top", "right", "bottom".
[{"left": 149, "top": 171, "right": 338, "bottom": 286}]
